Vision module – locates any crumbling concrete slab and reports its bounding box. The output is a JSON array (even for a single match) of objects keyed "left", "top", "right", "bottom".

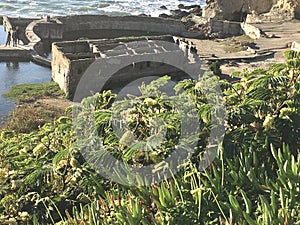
[
  {"left": 241, "top": 23, "right": 261, "bottom": 40},
  {"left": 291, "top": 41, "right": 300, "bottom": 52}
]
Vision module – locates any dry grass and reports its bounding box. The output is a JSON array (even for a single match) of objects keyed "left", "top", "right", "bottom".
[
  {"left": 1, "top": 82, "right": 71, "bottom": 133},
  {"left": 223, "top": 35, "right": 254, "bottom": 53}
]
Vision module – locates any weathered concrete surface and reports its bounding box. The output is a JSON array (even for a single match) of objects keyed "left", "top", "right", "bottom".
[
  {"left": 25, "top": 18, "right": 64, "bottom": 56},
  {"left": 25, "top": 20, "right": 44, "bottom": 55},
  {"left": 3, "top": 14, "right": 204, "bottom": 60},
  {"left": 2, "top": 16, "right": 12, "bottom": 31},
  {"left": 3, "top": 16, "right": 36, "bottom": 45},
  {"left": 58, "top": 15, "right": 202, "bottom": 39},
  {"left": 52, "top": 35, "right": 199, "bottom": 100},
  {"left": 52, "top": 40, "right": 94, "bottom": 96},
  {"left": 209, "top": 20, "right": 242, "bottom": 37},
  {"left": 0, "top": 46, "right": 31, "bottom": 61},
  {"left": 31, "top": 54, "right": 51, "bottom": 67},
  {"left": 291, "top": 41, "right": 300, "bottom": 52},
  {"left": 241, "top": 23, "right": 261, "bottom": 39},
  {"left": 52, "top": 18, "right": 300, "bottom": 99}
]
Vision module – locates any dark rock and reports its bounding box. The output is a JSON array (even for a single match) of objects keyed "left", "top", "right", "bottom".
[
  {"left": 178, "top": 4, "right": 185, "bottom": 9},
  {"left": 160, "top": 5, "right": 167, "bottom": 10},
  {"left": 286, "top": 42, "right": 293, "bottom": 48},
  {"left": 190, "top": 46, "right": 197, "bottom": 53},
  {"left": 184, "top": 5, "right": 201, "bottom": 10},
  {"left": 170, "top": 9, "right": 189, "bottom": 19},
  {"left": 159, "top": 13, "right": 171, "bottom": 18},
  {"left": 228, "top": 61, "right": 239, "bottom": 66},
  {"left": 171, "top": 9, "right": 182, "bottom": 14},
  {"left": 240, "top": 41, "right": 258, "bottom": 49},
  {"left": 182, "top": 20, "right": 196, "bottom": 27},
  {"left": 138, "top": 13, "right": 150, "bottom": 17},
  {"left": 267, "top": 33, "right": 280, "bottom": 38},
  {"left": 178, "top": 4, "right": 201, "bottom": 10},
  {"left": 189, "top": 6, "right": 202, "bottom": 15}
]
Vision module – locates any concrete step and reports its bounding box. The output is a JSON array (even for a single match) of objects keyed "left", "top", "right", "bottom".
[
  {"left": 0, "top": 44, "right": 31, "bottom": 61},
  {"left": 31, "top": 54, "right": 51, "bottom": 68},
  {"left": 0, "top": 44, "right": 51, "bottom": 68}
]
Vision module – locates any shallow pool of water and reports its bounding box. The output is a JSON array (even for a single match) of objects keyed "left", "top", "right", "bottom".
[
  {"left": 0, "top": 26, "right": 51, "bottom": 126},
  {"left": 0, "top": 62, "right": 51, "bottom": 124}
]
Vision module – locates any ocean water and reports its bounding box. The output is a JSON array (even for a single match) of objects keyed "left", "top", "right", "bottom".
[{"left": 0, "top": 0, "right": 206, "bottom": 18}]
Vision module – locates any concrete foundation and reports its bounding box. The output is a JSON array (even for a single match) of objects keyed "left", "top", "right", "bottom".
[
  {"left": 52, "top": 35, "right": 199, "bottom": 100},
  {"left": 210, "top": 20, "right": 242, "bottom": 36},
  {"left": 0, "top": 48, "right": 31, "bottom": 61},
  {"left": 241, "top": 22, "right": 261, "bottom": 39}
]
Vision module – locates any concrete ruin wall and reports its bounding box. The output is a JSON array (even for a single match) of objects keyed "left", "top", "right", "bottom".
[
  {"left": 0, "top": 48, "right": 31, "bottom": 61},
  {"left": 100, "top": 61, "right": 188, "bottom": 91},
  {"left": 291, "top": 41, "right": 300, "bottom": 52},
  {"left": 2, "top": 16, "right": 36, "bottom": 45},
  {"left": 59, "top": 15, "right": 194, "bottom": 37},
  {"left": 32, "top": 20, "right": 64, "bottom": 40},
  {"left": 52, "top": 41, "right": 95, "bottom": 96},
  {"left": 25, "top": 18, "right": 64, "bottom": 55},
  {"left": 4, "top": 14, "right": 202, "bottom": 57},
  {"left": 210, "top": 20, "right": 242, "bottom": 36},
  {"left": 52, "top": 36, "right": 197, "bottom": 100}
]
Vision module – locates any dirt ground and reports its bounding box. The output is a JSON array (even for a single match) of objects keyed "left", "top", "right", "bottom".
[
  {"left": 35, "top": 97, "right": 73, "bottom": 112},
  {"left": 188, "top": 20, "right": 300, "bottom": 76}
]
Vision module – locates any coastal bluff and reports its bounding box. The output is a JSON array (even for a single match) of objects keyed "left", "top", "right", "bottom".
[{"left": 203, "top": 0, "right": 300, "bottom": 22}]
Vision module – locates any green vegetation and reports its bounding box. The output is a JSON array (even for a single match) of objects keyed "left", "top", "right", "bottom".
[
  {"left": 0, "top": 52, "right": 300, "bottom": 224},
  {"left": 3, "top": 82, "right": 64, "bottom": 104},
  {"left": 209, "top": 61, "right": 222, "bottom": 76},
  {"left": 1, "top": 82, "right": 68, "bottom": 133},
  {"left": 2, "top": 105, "right": 61, "bottom": 134}
]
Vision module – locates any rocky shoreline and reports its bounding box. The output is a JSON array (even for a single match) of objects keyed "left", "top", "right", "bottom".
[{"left": 156, "top": 0, "right": 300, "bottom": 39}]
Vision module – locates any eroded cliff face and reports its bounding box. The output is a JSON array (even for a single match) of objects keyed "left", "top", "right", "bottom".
[
  {"left": 270, "top": 0, "right": 300, "bottom": 18},
  {"left": 203, "top": 0, "right": 300, "bottom": 21}
]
